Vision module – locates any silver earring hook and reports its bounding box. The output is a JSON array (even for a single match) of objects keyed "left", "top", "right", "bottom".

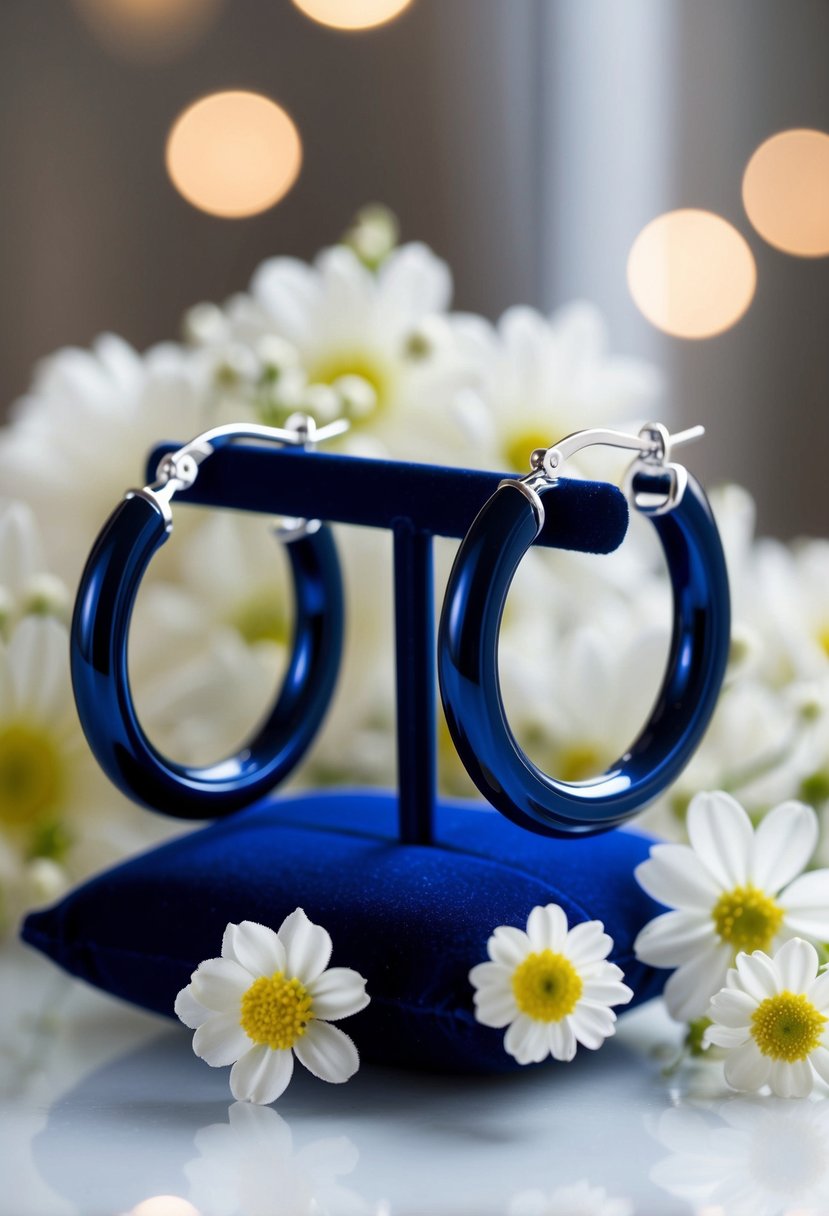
[
  {"left": 135, "top": 415, "right": 349, "bottom": 530},
  {"left": 503, "top": 422, "right": 705, "bottom": 530}
]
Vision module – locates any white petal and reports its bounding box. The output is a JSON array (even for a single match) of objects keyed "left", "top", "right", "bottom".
[
  {"left": 775, "top": 938, "right": 819, "bottom": 991},
  {"left": 734, "top": 950, "right": 781, "bottom": 1000},
  {"left": 473, "top": 989, "right": 519, "bottom": 1028},
  {"left": 779, "top": 870, "right": 829, "bottom": 939},
  {"left": 704, "top": 1024, "right": 750, "bottom": 1049},
  {"left": 663, "top": 942, "right": 732, "bottom": 1022},
  {"left": 307, "top": 968, "right": 369, "bottom": 1021},
  {"left": 752, "top": 801, "right": 817, "bottom": 892},
  {"left": 488, "top": 925, "right": 531, "bottom": 967},
  {"left": 770, "top": 1057, "right": 813, "bottom": 1099},
  {"left": 192, "top": 1013, "right": 251, "bottom": 1066},
  {"left": 190, "top": 958, "right": 251, "bottom": 1013},
  {"left": 707, "top": 987, "right": 756, "bottom": 1028},
  {"left": 278, "top": 908, "right": 333, "bottom": 984},
  {"left": 808, "top": 970, "right": 829, "bottom": 1012},
  {"left": 230, "top": 1044, "right": 294, "bottom": 1104},
  {"left": 562, "top": 921, "right": 612, "bottom": 967},
  {"left": 174, "top": 984, "right": 212, "bottom": 1030},
  {"left": 810, "top": 1046, "right": 829, "bottom": 1085},
  {"left": 569, "top": 1002, "right": 616, "bottom": 1049},
  {"left": 7, "top": 615, "right": 70, "bottom": 721},
  {"left": 377, "top": 242, "right": 452, "bottom": 319},
  {"left": 223, "top": 921, "right": 286, "bottom": 976},
  {"left": 634, "top": 844, "right": 721, "bottom": 910},
  {"left": 633, "top": 910, "right": 715, "bottom": 968},
  {"left": 548, "top": 1019, "right": 577, "bottom": 1062},
  {"left": 469, "top": 960, "right": 511, "bottom": 992},
  {"left": 581, "top": 975, "right": 633, "bottom": 1007},
  {"left": 526, "top": 904, "right": 568, "bottom": 952},
  {"left": 686, "top": 791, "right": 753, "bottom": 889},
  {"left": 724, "top": 1038, "right": 771, "bottom": 1091},
  {"left": 294, "top": 1020, "right": 359, "bottom": 1083},
  {"left": 504, "top": 1015, "right": 549, "bottom": 1064}
]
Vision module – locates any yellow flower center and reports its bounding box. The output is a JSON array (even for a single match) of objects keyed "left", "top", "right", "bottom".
[
  {"left": 308, "top": 351, "right": 390, "bottom": 426},
  {"left": 817, "top": 625, "right": 829, "bottom": 658},
  {"left": 232, "top": 590, "right": 290, "bottom": 647},
  {"left": 751, "top": 991, "right": 826, "bottom": 1061},
  {"left": 239, "top": 971, "right": 314, "bottom": 1050},
  {"left": 711, "top": 885, "right": 784, "bottom": 953},
  {"left": 512, "top": 950, "right": 583, "bottom": 1022},
  {"left": 502, "top": 428, "right": 554, "bottom": 474},
  {"left": 555, "top": 743, "right": 605, "bottom": 783},
  {"left": 0, "top": 724, "right": 63, "bottom": 831}
]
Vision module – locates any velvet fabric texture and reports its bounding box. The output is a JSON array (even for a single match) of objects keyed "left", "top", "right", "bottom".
[{"left": 23, "top": 790, "right": 666, "bottom": 1074}]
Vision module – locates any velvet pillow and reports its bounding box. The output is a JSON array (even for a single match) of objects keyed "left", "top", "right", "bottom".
[{"left": 23, "top": 790, "right": 665, "bottom": 1074}]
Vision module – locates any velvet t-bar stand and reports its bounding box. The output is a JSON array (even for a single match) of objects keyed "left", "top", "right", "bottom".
[{"left": 148, "top": 442, "right": 629, "bottom": 847}]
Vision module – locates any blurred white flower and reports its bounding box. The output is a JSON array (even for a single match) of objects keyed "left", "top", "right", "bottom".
[
  {"left": 469, "top": 903, "right": 632, "bottom": 1064},
  {"left": 190, "top": 241, "right": 471, "bottom": 462},
  {"left": 451, "top": 302, "right": 661, "bottom": 474},
  {"left": 175, "top": 912, "right": 369, "bottom": 1104},
  {"left": 508, "top": 1180, "right": 633, "bottom": 1216},
  {"left": 651, "top": 1097, "right": 829, "bottom": 1216},
  {"left": 704, "top": 938, "right": 829, "bottom": 1098},
  {"left": 0, "top": 335, "right": 209, "bottom": 585},
  {"left": 0, "top": 500, "right": 70, "bottom": 632},
  {"left": 185, "top": 1101, "right": 367, "bottom": 1216},
  {"left": 634, "top": 793, "right": 829, "bottom": 1022}
]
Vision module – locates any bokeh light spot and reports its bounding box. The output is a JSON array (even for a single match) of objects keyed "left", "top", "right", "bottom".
[
  {"left": 627, "top": 209, "right": 756, "bottom": 339},
  {"left": 291, "top": 0, "right": 412, "bottom": 30},
  {"left": 129, "top": 1198, "right": 201, "bottom": 1216},
  {"left": 72, "top": 0, "right": 223, "bottom": 62},
  {"left": 743, "top": 128, "right": 829, "bottom": 257},
  {"left": 166, "top": 92, "right": 302, "bottom": 219}
]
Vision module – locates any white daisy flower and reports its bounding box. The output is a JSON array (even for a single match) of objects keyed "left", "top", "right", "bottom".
[
  {"left": 175, "top": 911, "right": 370, "bottom": 1105},
  {"left": 195, "top": 240, "right": 472, "bottom": 462},
  {"left": 0, "top": 500, "right": 69, "bottom": 632},
  {"left": 633, "top": 792, "right": 829, "bottom": 1022},
  {"left": 469, "top": 904, "right": 632, "bottom": 1064},
  {"left": 185, "top": 1101, "right": 364, "bottom": 1216},
  {"left": 0, "top": 334, "right": 208, "bottom": 584},
  {"left": 450, "top": 301, "right": 661, "bottom": 474},
  {"left": 704, "top": 938, "right": 829, "bottom": 1098},
  {"left": 509, "top": 1180, "right": 633, "bottom": 1216},
  {"left": 652, "top": 1096, "right": 829, "bottom": 1216}
]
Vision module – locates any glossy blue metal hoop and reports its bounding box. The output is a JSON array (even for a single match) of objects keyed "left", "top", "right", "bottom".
[
  {"left": 71, "top": 493, "right": 344, "bottom": 819},
  {"left": 438, "top": 469, "right": 731, "bottom": 837}
]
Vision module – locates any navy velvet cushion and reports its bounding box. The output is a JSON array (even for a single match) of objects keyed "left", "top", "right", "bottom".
[{"left": 23, "top": 790, "right": 666, "bottom": 1074}]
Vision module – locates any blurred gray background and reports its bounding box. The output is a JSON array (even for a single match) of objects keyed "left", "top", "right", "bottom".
[{"left": 1, "top": 0, "right": 828, "bottom": 536}]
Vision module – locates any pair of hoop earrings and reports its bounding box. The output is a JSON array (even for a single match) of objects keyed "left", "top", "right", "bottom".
[{"left": 71, "top": 420, "right": 730, "bottom": 837}]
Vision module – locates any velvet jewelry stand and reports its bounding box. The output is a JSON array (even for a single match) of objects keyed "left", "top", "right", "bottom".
[{"left": 23, "top": 445, "right": 667, "bottom": 1073}]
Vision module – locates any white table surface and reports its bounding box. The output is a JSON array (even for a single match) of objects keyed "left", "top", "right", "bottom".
[{"left": 3, "top": 939, "right": 829, "bottom": 1216}]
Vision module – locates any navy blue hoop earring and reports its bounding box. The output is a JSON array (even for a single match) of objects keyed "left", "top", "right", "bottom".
[
  {"left": 438, "top": 423, "right": 731, "bottom": 838},
  {"left": 71, "top": 417, "right": 347, "bottom": 820}
]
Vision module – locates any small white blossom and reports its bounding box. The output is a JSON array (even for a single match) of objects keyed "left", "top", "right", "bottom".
[
  {"left": 469, "top": 904, "right": 632, "bottom": 1064},
  {"left": 634, "top": 792, "right": 829, "bottom": 1022},
  {"left": 704, "top": 938, "right": 829, "bottom": 1098},
  {"left": 185, "top": 1101, "right": 364, "bottom": 1216},
  {"left": 175, "top": 910, "right": 370, "bottom": 1104},
  {"left": 509, "top": 1181, "right": 633, "bottom": 1216},
  {"left": 651, "top": 1097, "right": 829, "bottom": 1216}
]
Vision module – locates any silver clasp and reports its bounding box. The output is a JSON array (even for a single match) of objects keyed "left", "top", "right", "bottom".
[
  {"left": 511, "top": 422, "right": 704, "bottom": 522},
  {"left": 134, "top": 414, "right": 349, "bottom": 532}
]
